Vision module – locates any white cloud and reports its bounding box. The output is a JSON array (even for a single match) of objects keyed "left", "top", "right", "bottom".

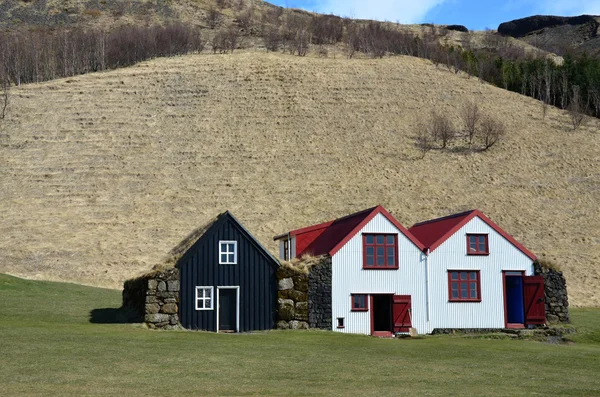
[{"left": 312, "top": 0, "right": 448, "bottom": 24}]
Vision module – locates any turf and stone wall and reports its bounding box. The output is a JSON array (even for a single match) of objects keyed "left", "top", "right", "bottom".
[
  {"left": 122, "top": 267, "right": 181, "bottom": 329},
  {"left": 308, "top": 258, "right": 332, "bottom": 329},
  {"left": 534, "top": 261, "right": 570, "bottom": 323},
  {"left": 124, "top": 256, "right": 333, "bottom": 331},
  {"left": 277, "top": 266, "right": 310, "bottom": 329},
  {"left": 276, "top": 256, "right": 332, "bottom": 330}
]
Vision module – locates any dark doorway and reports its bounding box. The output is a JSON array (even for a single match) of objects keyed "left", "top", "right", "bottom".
[
  {"left": 218, "top": 288, "right": 237, "bottom": 332},
  {"left": 505, "top": 273, "right": 525, "bottom": 326},
  {"left": 372, "top": 294, "right": 392, "bottom": 332}
]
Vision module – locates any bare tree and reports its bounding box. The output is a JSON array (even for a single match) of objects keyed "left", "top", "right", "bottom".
[
  {"left": 415, "top": 121, "right": 433, "bottom": 159},
  {"left": 568, "top": 86, "right": 587, "bottom": 130},
  {"left": 461, "top": 100, "right": 480, "bottom": 145},
  {"left": 343, "top": 23, "right": 359, "bottom": 59},
  {"left": 479, "top": 116, "right": 506, "bottom": 150},
  {"left": 293, "top": 29, "right": 309, "bottom": 56},
  {"left": 590, "top": 87, "right": 600, "bottom": 119},
  {"left": 205, "top": 7, "right": 222, "bottom": 29},
  {"left": 263, "top": 27, "right": 281, "bottom": 52},
  {"left": 0, "top": 70, "right": 9, "bottom": 120},
  {"left": 236, "top": 7, "right": 254, "bottom": 33},
  {"left": 216, "top": 0, "right": 229, "bottom": 10},
  {"left": 225, "top": 26, "right": 240, "bottom": 53},
  {"left": 559, "top": 70, "right": 569, "bottom": 109},
  {"left": 430, "top": 111, "right": 455, "bottom": 149}
]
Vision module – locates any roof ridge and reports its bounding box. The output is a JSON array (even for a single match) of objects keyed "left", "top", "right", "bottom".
[
  {"left": 329, "top": 205, "right": 379, "bottom": 223},
  {"left": 410, "top": 209, "right": 476, "bottom": 228}
]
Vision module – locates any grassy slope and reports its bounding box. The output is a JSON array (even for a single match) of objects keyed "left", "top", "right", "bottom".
[
  {"left": 0, "top": 273, "right": 599, "bottom": 396},
  {"left": 1, "top": 51, "right": 598, "bottom": 306}
]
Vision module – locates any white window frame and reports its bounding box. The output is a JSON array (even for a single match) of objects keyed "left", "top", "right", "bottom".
[
  {"left": 219, "top": 240, "right": 238, "bottom": 264},
  {"left": 195, "top": 286, "right": 214, "bottom": 310}
]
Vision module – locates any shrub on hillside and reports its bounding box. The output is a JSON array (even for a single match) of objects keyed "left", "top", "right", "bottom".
[
  {"left": 212, "top": 27, "right": 240, "bottom": 54},
  {"left": 415, "top": 121, "right": 434, "bottom": 159},
  {"left": 263, "top": 27, "right": 281, "bottom": 52},
  {"left": 236, "top": 7, "right": 254, "bottom": 33},
  {"left": 461, "top": 100, "right": 481, "bottom": 145},
  {"left": 568, "top": 86, "right": 587, "bottom": 130},
  {"left": 215, "top": 0, "right": 230, "bottom": 10},
  {"left": 205, "top": 7, "right": 222, "bottom": 29},
  {"left": 430, "top": 111, "right": 456, "bottom": 149},
  {"left": 479, "top": 116, "right": 506, "bottom": 150}
]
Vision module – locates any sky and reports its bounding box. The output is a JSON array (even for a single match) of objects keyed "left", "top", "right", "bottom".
[{"left": 268, "top": 0, "right": 600, "bottom": 31}]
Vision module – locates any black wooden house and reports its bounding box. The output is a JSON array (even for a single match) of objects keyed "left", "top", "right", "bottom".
[{"left": 177, "top": 211, "right": 279, "bottom": 332}]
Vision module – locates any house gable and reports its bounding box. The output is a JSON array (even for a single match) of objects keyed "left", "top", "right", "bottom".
[
  {"left": 409, "top": 210, "right": 536, "bottom": 261},
  {"left": 176, "top": 211, "right": 279, "bottom": 332},
  {"left": 330, "top": 211, "right": 428, "bottom": 334},
  {"left": 177, "top": 211, "right": 279, "bottom": 269},
  {"left": 274, "top": 206, "right": 424, "bottom": 258}
]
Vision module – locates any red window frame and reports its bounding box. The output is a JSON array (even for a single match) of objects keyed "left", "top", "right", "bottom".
[
  {"left": 466, "top": 234, "right": 489, "bottom": 255},
  {"left": 448, "top": 270, "right": 481, "bottom": 302},
  {"left": 351, "top": 294, "right": 368, "bottom": 311},
  {"left": 362, "top": 234, "right": 398, "bottom": 269}
]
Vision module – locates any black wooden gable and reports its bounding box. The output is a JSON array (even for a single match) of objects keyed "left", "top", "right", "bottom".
[
  {"left": 175, "top": 211, "right": 279, "bottom": 270},
  {"left": 177, "top": 211, "right": 279, "bottom": 332}
]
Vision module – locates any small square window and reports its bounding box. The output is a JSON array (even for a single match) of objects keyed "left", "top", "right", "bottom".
[
  {"left": 219, "top": 241, "right": 237, "bottom": 264},
  {"left": 337, "top": 317, "right": 345, "bottom": 328},
  {"left": 351, "top": 294, "right": 368, "bottom": 311},
  {"left": 466, "top": 234, "right": 489, "bottom": 255},
  {"left": 195, "top": 286, "right": 214, "bottom": 310}
]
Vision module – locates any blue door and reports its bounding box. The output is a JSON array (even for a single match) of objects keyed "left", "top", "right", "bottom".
[{"left": 505, "top": 275, "right": 525, "bottom": 324}]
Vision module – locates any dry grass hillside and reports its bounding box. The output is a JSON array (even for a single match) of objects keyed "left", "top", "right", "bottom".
[{"left": 1, "top": 50, "right": 598, "bottom": 306}]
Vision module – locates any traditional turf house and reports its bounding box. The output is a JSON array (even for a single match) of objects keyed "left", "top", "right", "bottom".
[
  {"left": 274, "top": 206, "right": 550, "bottom": 336},
  {"left": 123, "top": 211, "right": 279, "bottom": 332}
]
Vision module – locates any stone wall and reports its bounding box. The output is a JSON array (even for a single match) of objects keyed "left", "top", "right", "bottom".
[
  {"left": 534, "top": 261, "right": 570, "bottom": 323},
  {"left": 276, "top": 266, "right": 309, "bottom": 330},
  {"left": 308, "top": 257, "right": 332, "bottom": 329},
  {"left": 122, "top": 267, "right": 182, "bottom": 329},
  {"left": 276, "top": 256, "right": 332, "bottom": 330}
]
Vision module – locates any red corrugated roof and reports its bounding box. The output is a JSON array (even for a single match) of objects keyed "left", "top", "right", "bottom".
[
  {"left": 301, "top": 207, "right": 376, "bottom": 256},
  {"left": 409, "top": 210, "right": 536, "bottom": 260},
  {"left": 408, "top": 210, "right": 474, "bottom": 250},
  {"left": 276, "top": 206, "right": 425, "bottom": 257}
]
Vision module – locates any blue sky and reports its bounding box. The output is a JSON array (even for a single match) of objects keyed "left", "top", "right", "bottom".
[{"left": 269, "top": 0, "right": 600, "bottom": 31}]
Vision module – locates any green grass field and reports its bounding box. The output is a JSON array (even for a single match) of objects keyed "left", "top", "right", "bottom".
[{"left": 1, "top": 274, "right": 599, "bottom": 396}]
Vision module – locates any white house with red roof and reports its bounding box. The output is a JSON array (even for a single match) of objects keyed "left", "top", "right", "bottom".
[
  {"left": 274, "top": 206, "right": 545, "bottom": 335},
  {"left": 409, "top": 210, "right": 544, "bottom": 332}
]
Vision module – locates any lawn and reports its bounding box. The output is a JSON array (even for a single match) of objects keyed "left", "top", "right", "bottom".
[{"left": 0, "top": 274, "right": 599, "bottom": 396}]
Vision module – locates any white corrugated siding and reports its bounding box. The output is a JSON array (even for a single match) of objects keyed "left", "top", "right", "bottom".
[
  {"left": 426, "top": 216, "right": 533, "bottom": 333},
  {"left": 291, "top": 236, "right": 296, "bottom": 258},
  {"left": 278, "top": 237, "right": 296, "bottom": 260},
  {"left": 331, "top": 213, "right": 427, "bottom": 335},
  {"left": 278, "top": 240, "right": 284, "bottom": 260}
]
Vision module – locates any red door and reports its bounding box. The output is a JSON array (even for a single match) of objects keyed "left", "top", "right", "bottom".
[
  {"left": 392, "top": 295, "right": 412, "bottom": 332},
  {"left": 523, "top": 276, "right": 546, "bottom": 325}
]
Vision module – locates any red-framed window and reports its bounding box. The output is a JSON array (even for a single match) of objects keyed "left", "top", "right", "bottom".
[
  {"left": 467, "top": 234, "right": 489, "bottom": 255},
  {"left": 351, "top": 294, "right": 368, "bottom": 311},
  {"left": 363, "top": 234, "right": 398, "bottom": 269},
  {"left": 448, "top": 270, "right": 481, "bottom": 302}
]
